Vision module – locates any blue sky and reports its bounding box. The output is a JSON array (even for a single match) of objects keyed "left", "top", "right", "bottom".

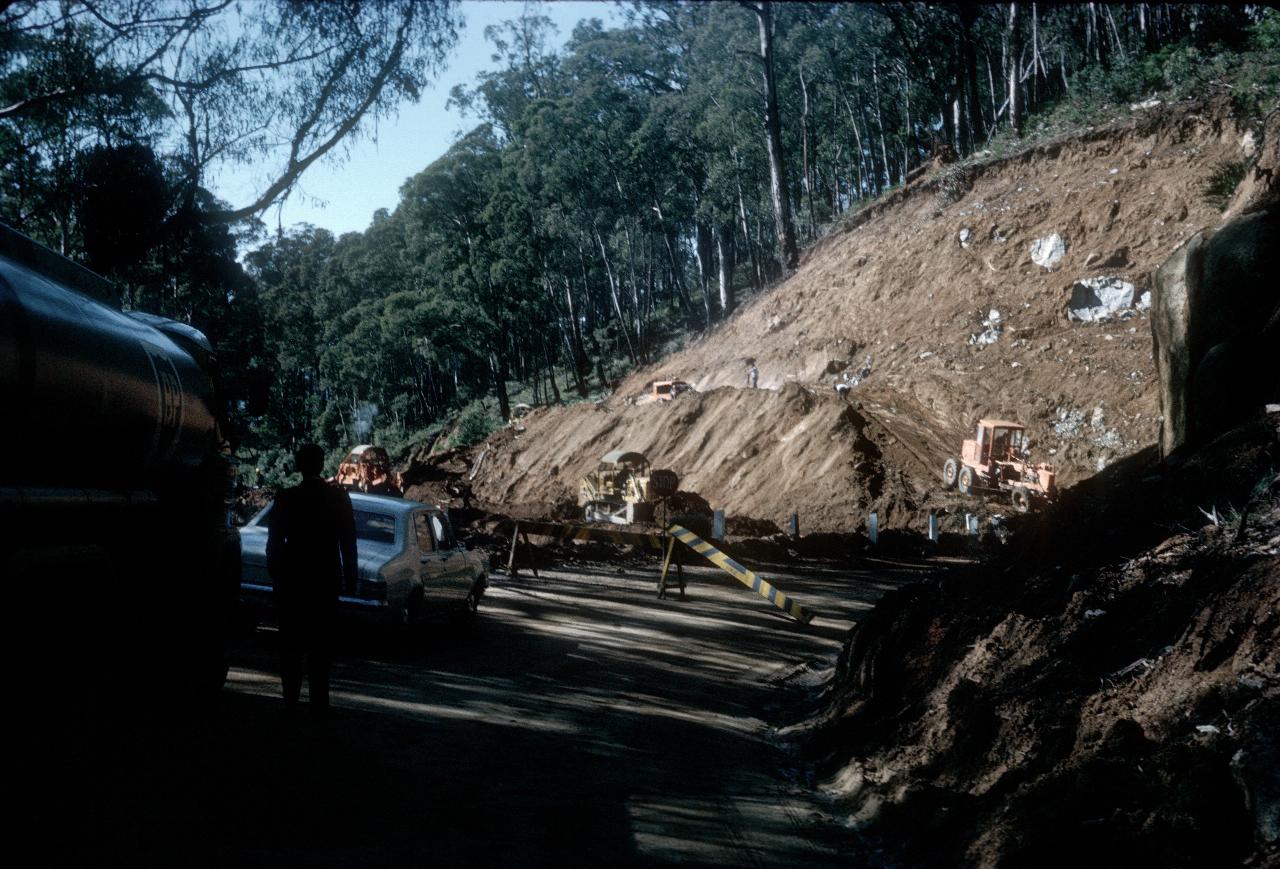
[{"left": 211, "top": 1, "right": 622, "bottom": 237}]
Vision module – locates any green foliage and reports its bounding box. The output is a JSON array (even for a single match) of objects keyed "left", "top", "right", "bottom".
[
  {"left": 6, "top": 2, "right": 1276, "bottom": 473},
  {"left": 1202, "top": 160, "right": 1248, "bottom": 210},
  {"left": 451, "top": 402, "right": 500, "bottom": 449}
]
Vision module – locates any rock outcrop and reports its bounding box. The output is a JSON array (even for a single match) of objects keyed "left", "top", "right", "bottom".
[{"left": 1151, "top": 208, "right": 1279, "bottom": 457}]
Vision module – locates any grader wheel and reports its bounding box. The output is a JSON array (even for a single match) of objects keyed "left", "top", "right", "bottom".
[{"left": 942, "top": 458, "right": 959, "bottom": 489}]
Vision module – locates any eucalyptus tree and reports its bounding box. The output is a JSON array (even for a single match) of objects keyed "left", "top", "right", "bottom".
[{"left": 1, "top": 0, "right": 462, "bottom": 229}]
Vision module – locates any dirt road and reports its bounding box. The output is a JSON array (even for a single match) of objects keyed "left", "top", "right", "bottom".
[{"left": 67, "top": 556, "right": 930, "bottom": 866}]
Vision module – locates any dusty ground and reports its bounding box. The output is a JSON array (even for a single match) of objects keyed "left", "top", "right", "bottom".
[
  {"left": 31, "top": 553, "right": 932, "bottom": 865},
  {"left": 791, "top": 413, "right": 1280, "bottom": 867},
  {"left": 461, "top": 99, "right": 1255, "bottom": 532}
]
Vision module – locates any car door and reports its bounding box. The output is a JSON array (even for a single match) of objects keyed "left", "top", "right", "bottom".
[
  {"left": 414, "top": 509, "right": 450, "bottom": 609},
  {"left": 427, "top": 510, "right": 472, "bottom": 603}
]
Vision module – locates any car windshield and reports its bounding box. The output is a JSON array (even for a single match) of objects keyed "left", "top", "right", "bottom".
[{"left": 254, "top": 505, "right": 397, "bottom": 544}]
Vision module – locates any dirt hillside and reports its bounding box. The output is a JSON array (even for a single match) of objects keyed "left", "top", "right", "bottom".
[
  {"left": 790, "top": 412, "right": 1280, "bottom": 867},
  {"left": 469, "top": 100, "right": 1255, "bottom": 530}
]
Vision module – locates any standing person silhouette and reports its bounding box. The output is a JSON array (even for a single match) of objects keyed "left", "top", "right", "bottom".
[{"left": 267, "top": 444, "right": 358, "bottom": 715}]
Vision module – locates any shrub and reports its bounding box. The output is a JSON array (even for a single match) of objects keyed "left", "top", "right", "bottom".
[
  {"left": 451, "top": 401, "right": 499, "bottom": 448},
  {"left": 1202, "top": 159, "right": 1247, "bottom": 210}
]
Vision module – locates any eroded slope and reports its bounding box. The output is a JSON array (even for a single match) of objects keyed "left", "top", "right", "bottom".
[{"left": 471, "top": 103, "right": 1254, "bottom": 529}]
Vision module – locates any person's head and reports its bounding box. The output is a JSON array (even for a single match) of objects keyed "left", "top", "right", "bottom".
[{"left": 294, "top": 443, "right": 325, "bottom": 479}]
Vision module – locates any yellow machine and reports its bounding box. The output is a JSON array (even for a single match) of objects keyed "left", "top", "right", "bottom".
[{"left": 579, "top": 450, "right": 680, "bottom": 524}]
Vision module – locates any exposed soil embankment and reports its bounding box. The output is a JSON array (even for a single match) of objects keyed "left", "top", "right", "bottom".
[
  {"left": 790, "top": 413, "right": 1280, "bottom": 867},
  {"left": 468, "top": 384, "right": 926, "bottom": 530},
  {"left": 467, "top": 100, "right": 1254, "bottom": 530}
]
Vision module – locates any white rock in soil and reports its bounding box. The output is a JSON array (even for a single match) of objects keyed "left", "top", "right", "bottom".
[
  {"left": 1137, "top": 290, "right": 1152, "bottom": 311},
  {"left": 1030, "top": 233, "right": 1066, "bottom": 268},
  {"left": 959, "top": 227, "right": 972, "bottom": 247},
  {"left": 1068, "top": 276, "right": 1136, "bottom": 322}
]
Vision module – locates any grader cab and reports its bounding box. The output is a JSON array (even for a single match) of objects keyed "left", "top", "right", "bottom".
[
  {"left": 941, "top": 419, "right": 1056, "bottom": 512},
  {"left": 579, "top": 450, "right": 680, "bottom": 525}
]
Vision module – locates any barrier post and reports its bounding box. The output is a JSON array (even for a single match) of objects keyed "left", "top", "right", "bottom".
[
  {"left": 789, "top": 512, "right": 800, "bottom": 540},
  {"left": 712, "top": 510, "right": 725, "bottom": 541},
  {"left": 506, "top": 522, "right": 539, "bottom": 578},
  {"left": 507, "top": 522, "right": 521, "bottom": 577},
  {"left": 657, "top": 535, "right": 686, "bottom": 600},
  {"left": 927, "top": 513, "right": 939, "bottom": 544},
  {"left": 868, "top": 512, "right": 878, "bottom": 545},
  {"left": 522, "top": 528, "right": 539, "bottom": 578}
]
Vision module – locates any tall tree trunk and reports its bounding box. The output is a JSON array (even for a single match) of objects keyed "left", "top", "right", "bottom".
[
  {"left": 543, "top": 344, "right": 561, "bottom": 404},
  {"left": 594, "top": 227, "right": 637, "bottom": 364},
  {"left": 695, "top": 221, "right": 715, "bottom": 324},
  {"left": 1007, "top": 3, "right": 1023, "bottom": 136},
  {"left": 845, "top": 98, "right": 865, "bottom": 199},
  {"left": 716, "top": 223, "right": 736, "bottom": 318},
  {"left": 751, "top": 1, "right": 799, "bottom": 272},
  {"left": 900, "top": 65, "right": 911, "bottom": 182},
  {"left": 562, "top": 276, "right": 590, "bottom": 397},
  {"left": 491, "top": 348, "right": 511, "bottom": 423},
  {"left": 729, "top": 143, "right": 763, "bottom": 291},
  {"left": 872, "top": 54, "right": 891, "bottom": 189},
  {"left": 959, "top": 2, "right": 986, "bottom": 149},
  {"left": 800, "top": 65, "right": 816, "bottom": 238}
]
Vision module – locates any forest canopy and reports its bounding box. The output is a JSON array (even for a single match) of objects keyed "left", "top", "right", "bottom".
[{"left": 3, "top": 2, "right": 1276, "bottom": 477}]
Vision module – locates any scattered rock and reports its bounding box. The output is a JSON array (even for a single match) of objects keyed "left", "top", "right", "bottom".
[
  {"left": 1030, "top": 233, "right": 1066, "bottom": 268},
  {"left": 969, "top": 309, "right": 1004, "bottom": 346},
  {"left": 1068, "top": 276, "right": 1136, "bottom": 322},
  {"left": 959, "top": 228, "right": 972, "bottom": 248},
  {"left": 1054, "top": 408, "right": 1085, "bottom": 438}
]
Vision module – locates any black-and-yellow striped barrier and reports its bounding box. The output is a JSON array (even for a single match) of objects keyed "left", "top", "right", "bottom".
[{"left": 665, "top": 524, "right": 815, "bottom": 624}]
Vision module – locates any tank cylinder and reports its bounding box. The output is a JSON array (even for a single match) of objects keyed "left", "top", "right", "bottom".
[{"left": 0, "top": 255, "right": 216, "bottom": 488}]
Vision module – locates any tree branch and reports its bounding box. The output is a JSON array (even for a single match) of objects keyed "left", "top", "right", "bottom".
[{"left": 206, "top": 4, "right": 418, "bottom": 223}]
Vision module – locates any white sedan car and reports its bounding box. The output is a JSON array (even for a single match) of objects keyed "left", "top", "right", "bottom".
[{"left": 239, "top": 492, "right": 488, "bottom": 628}]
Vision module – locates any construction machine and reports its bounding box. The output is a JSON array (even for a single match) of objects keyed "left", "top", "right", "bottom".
[
  {"left": 333, "top": 444, "right": 404, "bottom": 496},
  {"left": 941, "top": 419, "right": 1056, "bottom": 512},
  {"left": 579, "top": 450, "right": 680, "bottom": 524},
  {"left": 637, "top": 379, "right": 692, "bottom": 404}
]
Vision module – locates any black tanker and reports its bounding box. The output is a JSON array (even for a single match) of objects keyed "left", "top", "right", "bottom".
[{"left": 0, "top": 223, "right": 239, "bottom": 717}]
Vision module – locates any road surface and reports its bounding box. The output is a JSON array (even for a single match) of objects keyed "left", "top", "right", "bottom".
[{"left": 61, "top": 554, "right": 930, "bottom": 866}]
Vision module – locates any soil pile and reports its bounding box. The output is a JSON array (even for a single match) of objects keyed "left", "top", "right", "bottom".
[
  {"left": 468, "top": 100, "right": 1255, "bottom": 530},
  {"left": 791, "top": 412, "right": 1280, "bottom": 867}
]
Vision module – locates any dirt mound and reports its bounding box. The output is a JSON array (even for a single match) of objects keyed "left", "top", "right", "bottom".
[
  {"left": 470, "top": 100, "right": 1255, "bottom": 530},
  {"left": 469, "top": 383, "right": 911, "bottom": 532},
  {"left": 791, "top": 412, "right": 1280, "bottom": 866},
  {"left": 666, "top": 489, "right": 712, "bottom": 517}
]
